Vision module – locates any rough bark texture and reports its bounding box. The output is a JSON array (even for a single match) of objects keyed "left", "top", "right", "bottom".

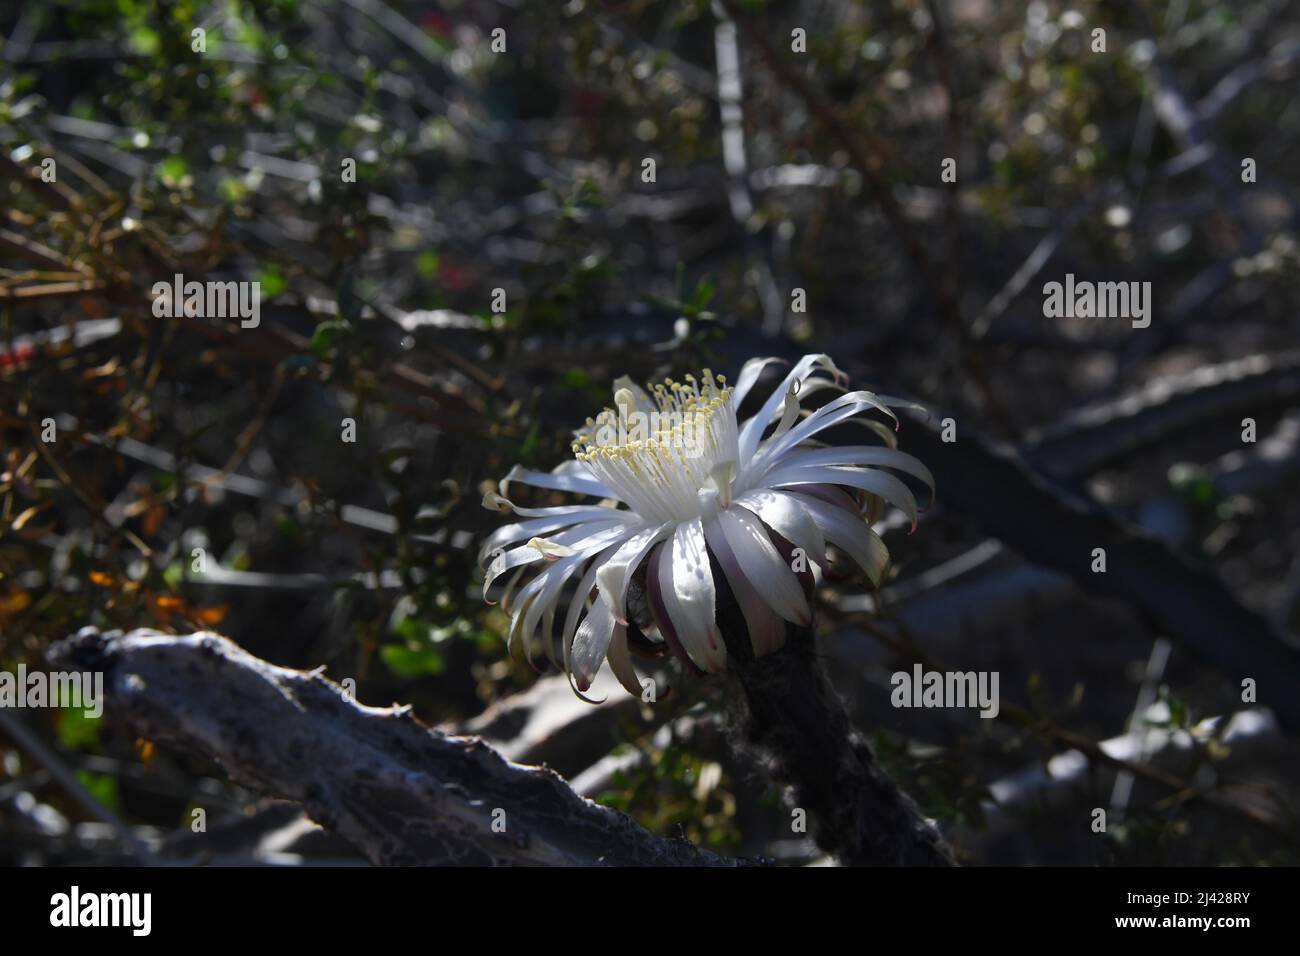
[
  {"left": 719, "top": 617, "right": 956, "bottom": 866},
  {"left": 46, "top": 628, "right": 741, "bottom": 867}
]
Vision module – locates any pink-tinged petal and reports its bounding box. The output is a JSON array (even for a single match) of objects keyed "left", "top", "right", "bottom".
[
  {"left": 713, "top": 507, "right": 810, "bottom": 627},
  {"left": 787, "top": 491, "right": 891, "bottom": 586},
  {"left": 703, "top": 515, "right": 787, "bottom": 657}
]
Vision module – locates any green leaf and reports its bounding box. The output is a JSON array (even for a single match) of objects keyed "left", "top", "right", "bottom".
[
  {"left": 561, "top": 368, "right": 590, "bottom": 389},
  {"left": 75, "top": 770, "right": 121, "bottom": 812},
  {"left": 162, "top": 562, "right": 184, "bottom": 589},
  {"left": 259, "top": 268, "right": 287, "bottom": 298},
  {"left": 416, "top": 250, "right": 441, "bottom": 279},
  {"left": 692, "top": 276, "right": 715, "bottom": 309},
  {"left": 130, "top": 27, "right": 160, "bottom": 56},
  {"left": 57, "top": 707, "right": 103, "bottom": 751},
  {"left": 309, "top": 319, "right": 352, "bottom": 359},
  {"left": 379, "top": 642, "right": 444, "bottom": 677},
  {"left": 158, "top": 155, "right": 189, "bottom": 188}
]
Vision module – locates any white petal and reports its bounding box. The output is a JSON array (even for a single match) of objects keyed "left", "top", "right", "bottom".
[
  {"left": 729, "top": 356, "right": 785, "bottom": 409},
  {"left": 657, "top": 518, "right": 725, "bottom": 672},
  {"left": 752, "top": 390, "right": 897, "bottom": 470},
  {"left": 788, "top": 492, "right": 891, "bottom": 586},
  {"left": 561, "top": 546, "right": 616, "bottom": 659},
  {"left": 703, "top": 515, "right": 787, "bottom": 657},
  {"left": 571, "top": 596, "right": 617, "bottom": 692},
  {"left": 482, "top": 520, "right": 629, "bottom": 592},
  {"left": 479, "top": 512, "right": 624, "bottom": 565},
  {"left": 526, "top": 536, "right": 576, "bottom": 559},
  {"left": 595, "top": 521, "right": 674, "bottom": 623},
  {"left": 714, "top": 507, "right": 810, "bottom": 627},
  {"left": 482, "top": 491, "right": 620, "bottom": 520},
  {"left": 764, "top": 463, "right": 918, "bottom": 527},
  {"left": 510, "top": 552, "right": 588, "bottom": 655},
  {"left": 502, "top": 464, "right": 615, "bottom": 499},
  {"left": 737, "top": 354, "right": 839, "bottom": 462},
  {"left": 733, "top": 489, "right": 827, "bottom": 567},
  {"left": 764, "top": 446, "right": 934, "bottom": 503}
]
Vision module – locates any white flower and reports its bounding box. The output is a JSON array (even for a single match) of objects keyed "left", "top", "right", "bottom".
[{"left": 480, "top": 354, "right": 933, "bottom": 696}]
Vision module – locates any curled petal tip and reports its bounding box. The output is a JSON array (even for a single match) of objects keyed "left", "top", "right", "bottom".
[{"left": 526, "top": 536, "right": 575, "bottom": 560}]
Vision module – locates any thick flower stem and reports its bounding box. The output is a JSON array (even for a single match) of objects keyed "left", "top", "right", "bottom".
[{"left": 720, "top": 620, "right": 956, "bottom": 866}]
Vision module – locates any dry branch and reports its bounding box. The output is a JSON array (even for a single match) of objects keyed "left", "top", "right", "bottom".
[
  {"left": 46, "top": 628, "right": 741, "bottom": 867},
  {"left": 897, "top": 404, "right": 1300, "bottom": 732}
]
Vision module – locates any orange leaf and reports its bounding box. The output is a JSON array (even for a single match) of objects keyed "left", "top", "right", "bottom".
[
  {"left": 134, "top": 738, "right": 156, "bottom": 767},
  {"left": 192, "top": 606, "right": 228, "bottom": 626},
  {"left": 141, "top": 503, "right": 166, "bottom": 538},
  {"left": 0, "top": 590, "right": 32, "bottom": 619}
]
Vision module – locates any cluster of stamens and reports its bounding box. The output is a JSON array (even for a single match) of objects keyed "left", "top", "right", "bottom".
[{"left": 571, "top": 371, "right": 738, "bottom": 522}]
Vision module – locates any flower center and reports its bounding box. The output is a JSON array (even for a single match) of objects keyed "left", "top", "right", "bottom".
[{"left": 572, "top": 370, "right": 739, "bottom": 523}]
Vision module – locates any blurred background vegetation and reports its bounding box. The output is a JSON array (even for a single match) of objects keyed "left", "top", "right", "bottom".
[{"left": 2, "top": 0, "right": 1299, "bottom": 865}]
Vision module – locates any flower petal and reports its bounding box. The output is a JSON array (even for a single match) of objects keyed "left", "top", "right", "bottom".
[
  {"left": 729, "top": 356, "right": 785, "bottom": 410},
  {"left": 732, "top": 488, "right": 827, "bottom": 568},
  {"left": 737, "top": 354, "right": 840, "bottom": 463},
  {"left": 606, "top": 624, "right": 646, "bottom": 698},
  {"left": 502, "top": 464, "right": 615, "bottom": 499},
  {"left": 479, "top": 512, "right": 625, "bottom": 566},
  {"left": 764, "top": 463, "right": 918, "bottom": 528},
  {"left": 703, "top": 515, "right": 788, "bottom": 657},
  {"left": 764, "top": 446, "right": 934, "bottom": 505},
  {"left": 571, "top": 595, "right": 617, "bottom": 693},
  {"left": 713, "top": 506, "right": 810, "bottom": 627},
  {"left": 510, "top": 551, "right": 590, "bottom": 658},
  {"left": 645, "top": 543, "right": 705, "bottom": 675},
  {"left": 595, "top": 521, "right": 674, "bottom": 623},
  {"left": 656, "top": 518, "right": 725, "bottom": 672},
  {"left": 483, "top": 520, "right": 630, "bottom": 594},
  {"left": 752, "top": 389, "right": 897, "bottom": 471},
  {"left": 787, "top": 491, "right": 891, "bottom": 586}
]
